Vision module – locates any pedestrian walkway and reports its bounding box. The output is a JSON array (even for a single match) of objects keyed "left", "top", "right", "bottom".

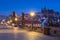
[
  {"left": 0, "top": 24, "right": 13, "bottom": 29},
  {"left": 0, "top": 29, "right": 60, "bottom": 40}
]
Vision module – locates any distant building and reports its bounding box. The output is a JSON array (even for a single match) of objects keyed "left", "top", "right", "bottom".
[
  {"left": 0, "top": 15, "right": 8, "bottom": 22},
  {"left": 24, "top": 20, "right": 41, "bottom": 27}
]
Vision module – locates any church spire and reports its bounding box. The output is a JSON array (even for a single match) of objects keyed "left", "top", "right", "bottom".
[
  {"left": 12, "top": 11, "right": 15, "bottom": 17},
  {"left": 42, "top": 6, "right": 47, "bottom": 13}
]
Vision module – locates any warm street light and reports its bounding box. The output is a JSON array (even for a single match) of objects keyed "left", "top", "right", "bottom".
[
  {"left": 30, "top": 11, "right": 36, "bottom": 30},
  {"left": 30, "top": 12, "right": 36, "bottom": 17},
  {"left": 7, "top": 21, "right": 10, "bottom": 24},
  {"left": 10, "top": 20, "right": 12, "bottom": 22},
  {"left": 1, "top": 22, "right": 3, "bottom": 24},
  {"left": 15, "top": 17, "right": 18, "bottom": 21}
]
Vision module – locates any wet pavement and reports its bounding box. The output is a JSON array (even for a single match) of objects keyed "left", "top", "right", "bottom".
[{"left": 0, "top": 29, "right": 60, "bottom": 40}]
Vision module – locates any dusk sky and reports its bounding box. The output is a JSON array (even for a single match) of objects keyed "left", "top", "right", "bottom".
[{"left": 0, "top": 0, "right": 60, "bottom": 15}]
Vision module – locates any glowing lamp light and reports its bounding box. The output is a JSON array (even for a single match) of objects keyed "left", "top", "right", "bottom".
[
  {"left": 14, "top": 27, "right": 18, "bottom": 30},
  {"left": 10, "top": 20, "right": 12, "bottom": 22},
  {"left": 13, "top": 27, "right": 18, "bottom": 33},
  {"left": 7, "top": 21, "right": 10, "bottom": 24},
  {"left": 30, "top": 12, "right": 35, "bottom": 17},
  {"left": 15, "top": 18, "right": 18, "bottom": 21},
  {"left": 1, "top": 22, "right": 3, "bottom": 24}
]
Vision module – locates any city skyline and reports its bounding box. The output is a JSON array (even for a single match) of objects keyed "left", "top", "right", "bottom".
[
  {"left": 0, "top": 0, "right": 60, "bottom": 15},
  {"left": 0, "top": 0, "right": 60, "bottom": 40}
]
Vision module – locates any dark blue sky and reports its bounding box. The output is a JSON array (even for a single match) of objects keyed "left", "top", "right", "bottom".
[{"left": 0, "top": 0, "right": 60, "bottom": 15}]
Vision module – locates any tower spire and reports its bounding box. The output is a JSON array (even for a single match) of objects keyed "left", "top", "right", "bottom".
[{"left": 12, "top": 11, "right": 16, "bottom": 17}]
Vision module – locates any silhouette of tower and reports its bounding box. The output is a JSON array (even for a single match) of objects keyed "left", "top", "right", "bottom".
[{"left": 12, "top": 11, "right": 16, "bottom": 17}]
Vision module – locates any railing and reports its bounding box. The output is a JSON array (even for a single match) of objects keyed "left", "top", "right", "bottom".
[{"left": 24, "top": 26, "right": 43, "bottom": 33}]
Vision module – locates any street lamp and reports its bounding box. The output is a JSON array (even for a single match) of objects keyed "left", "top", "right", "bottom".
[
  {"left": 10, "top": 20, "right": 12, "bottom": 23},
  {"left": 13, "top": 17, "right": 18, "bottom": 27},
  {"left": 7, "top": 21, "right": 10, "bottom": 24},
  {"left": 30, "top": 12, "right": 36, "bottom": 17},
  {"left": 15, "top": 17, "right": 18, "bottom": 21},
  {"left": 30, "top": 12, "right": 36, "bottom": 30}
]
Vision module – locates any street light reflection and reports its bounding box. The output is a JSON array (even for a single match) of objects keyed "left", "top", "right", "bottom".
[
  {"left": 13, "top": 27, "right": 18, "bottom": 33},
  {"left": 7, "top": 21, "right": 10, "bottom": 24},
  {"left": 26, "top": 31, "right": 40, "bottom": 40},
  {"left": 13, "top": 27, "right": 18, "bottom": 40}
]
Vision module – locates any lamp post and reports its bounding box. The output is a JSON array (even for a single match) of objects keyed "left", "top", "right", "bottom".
[
  {"left": 30, "top": 12, "right": 36, "bottom": 30},
  {"left": 12, "top": 11, "right": 16, "bottom": 23},
  {"left": 15, "top": 17, "right": 18, "bottom": 21},
  {"left": 22, "top": 12, "right": 25, "bottom": 28},
  {"left": 12, "top": 11, "right": 18, "bottom": 27},
  {"left": 10, "top": 20, "right": 12, "bottom": 23}
]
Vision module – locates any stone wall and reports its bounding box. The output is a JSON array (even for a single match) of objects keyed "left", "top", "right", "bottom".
[{"left": 50, "top": 27, "right": 60, "bottom": 36}]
